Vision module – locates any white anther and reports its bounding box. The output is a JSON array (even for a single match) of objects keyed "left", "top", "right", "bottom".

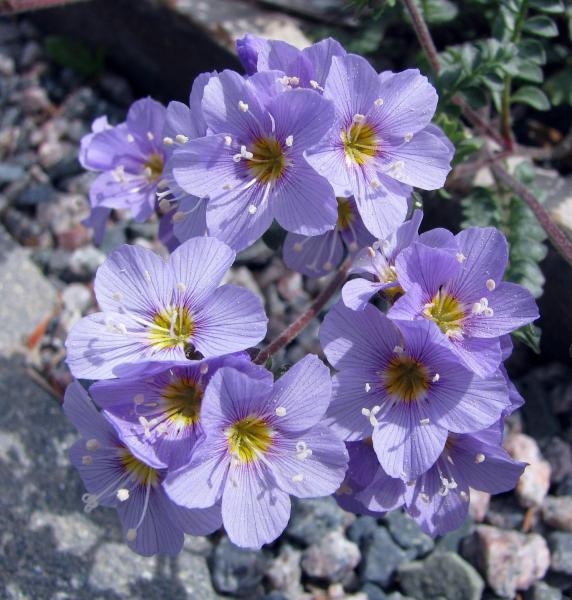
[
  {"left": 447, "top": 454, "right": 455, "bottom": 465},
  {"left": 460, "top": 491, "right": 469, "bottom": 501},
  {"left": 238, "top": 100, "right": 249, "bottom": 112},
  {"left": 223, "top": 183, "right": 232, "bottom": 190},
  {"left": 309, "top": 80, "right": 324, "bottom": 91},
  {"left": 143, "top": 270, "right": 151, "bottom": 282},
  {"left": 292, "top": 473, "right": 304, "bottom": 483},
  {"left": 159, "top": 198, "right": 172, "bottom": 214},
  {"left": 323, "top": 261, "right": 333, "bottom": 271},
  {"left": 419, "top": 418, "right": 430, "bottom": 425},
  {"left": 456, "top": 252, "right": 466, "bottom": 263},
  {"left": 393, "top": 345, "right": 404, "bottom": 354},
  {"left": 371, "top": 179, "right": 381, "bottom": 189},
  {"left": 82, "top": 455, "right": 92, "bottom": 465},
  {"left": 86, "top": 439, "right": 99, "bottom": 451},
  {"left": 139, "top": 416, "right": 151, "bottom": 437},
  {"left": 111, "top": 165, "right": 126, "bottom": 183},
  {"left": 388, "top": 161, "right": 405, "bottom": 176},
  {"left": 176, "top": 282, "right": 186, "bottom": 292},
  {"left": 275, "top": 406, "right": 287, "bottom": 417},
  {"left": 200, "top": 363, "right": 209, "bottom": 375},
  {"left": 248, "top": 204, "right": 257, "bottom": 215},
  {"left": 296, "top": 441, "right": 312, "bottom": 461},
  {"left": 362, "top": 405, "right": 381, "bottom": 427},
  {"left": 475, "top": 453, "right": 486, "bottom": 464},
  {"left": 126, "top": 529, "right": 137, "bottom": 541},
  {"left": 285, "top": 135, "right": 294, "bottom": 147},
  {"left": 420, "top": 492, "right": 430, "bottom": 503},
  {"left": 472, "top": 297, "right": 490, "bottom": 316},
  {"left": 289, "top": 76, "right": 300, "bottom": 86},
  {"left": 374, "top": 98, "right": 384, "bottom": 107},
  {"left": 486, "top": 279, "right": 496, "bottom": 291},
  {"left": 157, "top": 422, "right": 168, "bottom": 435},
  {"left": 224, "top": 135, "right": 232, "bottom": 146},
  {"left": 146, "top": 131, "right": 154, "bottom": 141},
  {"left": 432, "top": 373, "right": 440, "bottom": 383},
  {"left": 353, "top": 113, "right": 366, "bottom": 124},
  {"left": 127, "top": 134, "right": 135, "bottom": 143},
  {"left": 112, "top": 292, "right": 123, "bottom": 302},
  {"left": 483, "top": 307, "right": 494, "bottom": 317},
  {"left": 293, "top": 243, "right": 303, "bottom": 252},
  {"left": 172, "top": 211, "right": 186, "bottom": 223},
  {"left": 117, "top": 488, "right": 130, "bottom": 501},
  {"left": 117, "top": 323, "right": 127, "bottom": 335},
  {"left": 367, "top": 246, "right": 376, "bottom": 258},
  {"left": 175, "top": 134, "right": 189, "bottom": 144},
  {"left": 240, "top": 145, "right": 253, "bottom": 160},
  {"left": 365, "top": 382, "right": 372, "bottom": 393},
  {"left": 232, "top": 154, "right": 242, "bottom": 163},
  {"left": 163, "top": 136, "right": 174, "bottom": 145},
  {"left": 133, "top": 394, "right": 144, "bottom": 405}
]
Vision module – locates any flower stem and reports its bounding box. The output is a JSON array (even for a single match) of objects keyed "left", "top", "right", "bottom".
[
  {"left": 254, "top": 258, "right": 352, "bottom": 365},
  {"left": 400, "top": 0, "right": 572, "bottom": 268}
]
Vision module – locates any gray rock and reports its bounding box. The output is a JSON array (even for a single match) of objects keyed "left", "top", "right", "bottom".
[
  {"left": 548, "top": 532, "right": 572, "bottom": 575},
  {"left": 68, "top": 246, "right": 106, "bottom": 282},
  {"left": 398, "top": 552, "right": 484, "bottom": 600},
  {"left": 0, "top": 225, "right": 57, "bottom": 356},
  {"left": 176, "top": 550, "right": 220, "bottom": 599},
  {"left": 542, "top": 496, "right": 572, "bottom": 532},
  {"left": 348, "top": 516, "right": 379, "bottom": 547},
  {"left": 384, "top": 510, "right": 434, "bottom": 558},
  {"left": 287, "top": 497, "right": 352, "bottom": 546},
  {"left": 0, "top": 163, "right": 25, "bottom": 184},
  {"left": 301, "top": 530, "right": 361, "bottom": 583},
  {"left": 16, "top": 183, "right": 56, "bottom": 208},
  {"left": 211, "top": 536, "right": 267, "bottom": 596},
  {"left": 361, "top": 583, "right": 389, "bottom": 600},
  {"left": 524, "top": 581, "right": 563, "bottom": 600},
  {"left": 361, "top": 526, "right": 409, "bottom": 587},
  {"left": 543, "top": 437, "right": 572, "bottom": 483},
  {"left": 435, "top": 518, "right": 474, "bottom": 553}
]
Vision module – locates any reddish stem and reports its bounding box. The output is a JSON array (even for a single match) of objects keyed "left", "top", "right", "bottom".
[{"left": 254, "top": 258, "right": 352, "bottom": 365}]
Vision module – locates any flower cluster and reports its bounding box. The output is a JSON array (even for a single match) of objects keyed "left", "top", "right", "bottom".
[{"left": 64, "top": 34, "right": 539, "bottom": 555}]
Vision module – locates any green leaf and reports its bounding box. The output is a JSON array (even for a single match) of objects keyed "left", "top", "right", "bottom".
[
  {"left": 528, "top": 0, "right": 564, "bottom": 13},
  {"left": 523, "top": 15, "right": 559, "bottom": 36},
  {"left": 517, "top": 39, "right": 547, "bottom": 64},
  {"left": 511, "top": 324, "right": 542, "bottom": 353},
  {"left": 514, "top": 60, "right": 544, "bottom": 83},
  {"left": 420, "top": 0, "right": 459, "bottom": 23},
  {"left": 511, "top": 85, "right": 551, "bottom": 109},
  {"left": 546, "top": 65, "right": 572, "bottom": 105},
  {"left": 45, "top": 36, "right": 104, "bottom": 77}
]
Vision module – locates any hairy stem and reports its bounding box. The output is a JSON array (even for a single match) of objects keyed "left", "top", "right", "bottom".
[
  {"left": 500, "top": 0, "right": 529, "bottom": 149},
  {"left": 400, "top": 0, "right": 572, "bottom": 267},
  {"left": 254, "top": 258, "right": 352, "bottom": 365}
]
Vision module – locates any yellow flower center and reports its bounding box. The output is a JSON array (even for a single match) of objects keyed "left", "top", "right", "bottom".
[
  {"left": 342, "top": 121, "right": 380, "bottom": 166},
  {"left": 385, "top": 355, "right": 430, "bottom": 402},
  {"left": 247, "top": 137, "right": 287, "bottom": 184},
  {"left": 225, "top": 415, "right": 273, "bottom": 463},
  {"left": 119, "top": 448, "right": 160, "bottom": 486},
  {"left": 161, "top": 377, "right": 203, "bottom": 427},
  {"left": 149, "top": 306, "right": 194, "bottom": 350},
  {"left": 423, "top": 289, "right": 465, "bottom": 338},
  {"left": 336, "top": 198, "right": 355, "bottom": 230},
  {"left": 144, "top": 153, "right": 164, "bottom": 182}
]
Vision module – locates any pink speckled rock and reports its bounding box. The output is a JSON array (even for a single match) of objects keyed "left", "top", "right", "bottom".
[
  {"left": 505, "top": 433, "right": 551, "bottom": 508},
  {"left": 464, "top": 525, "right": 550, "bottom": 598}
]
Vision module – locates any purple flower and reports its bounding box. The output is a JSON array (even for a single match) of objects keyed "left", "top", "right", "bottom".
[
  {"left": 320, "top": 302, "right": 510, "bottom": 480},
  {"left": 342, "top": 209, "right": 423, "bottom": 309},
  {"left": 64, "top": 381, "right": 222, "bottom": 556},
  {"left": 360, "top": 426, "right": 525, "bottom": 536},
  {"left": 164, "top": 355, "right": 348, "bottom": 549},
  {"left": 389, "top": 227, "right": 539, "bottom": 377},
  {"left": 305, "top": 54, "right": 454, "bottom": 239},
  {"left": 283, "top": 197, "right": 374, "bottom": 278},
  {"left": 172, "top": 70, "right": 338, "bottom": 251},
  {"left": 89, "top": 354, "right": 266, "bottom": 469},
  {"left": 80, "top": 98, "right": 169, "bottom": 223},
  {"left": 334, "top": 440, "right": 390, "bottom": 517},
  {"left": 65, "top": 237, "right": 267, "bottom": 379},
  {"left": 236, "top": 34, "right": 346, "bottom": 92}
]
